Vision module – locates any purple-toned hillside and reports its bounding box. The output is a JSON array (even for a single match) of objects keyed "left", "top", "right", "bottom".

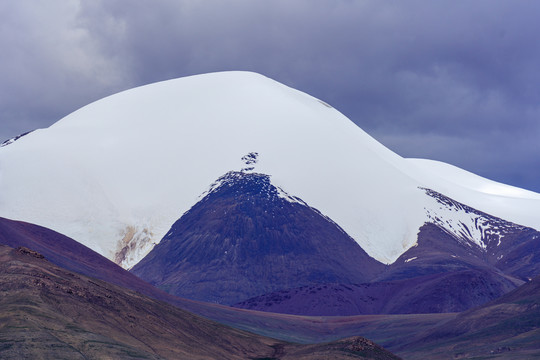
[
  {"left": 0, "top": 216, "right": 169, "bottom": 300},
  {"left": 131, "top": 171, "right": 385, "bottom": 305},
  {"left": 234, "top": 268, "right": 517, "bottom": 316}
]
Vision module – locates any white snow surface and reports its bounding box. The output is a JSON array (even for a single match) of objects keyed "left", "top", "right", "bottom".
[{"left": 1, "top": 71, "right": 540, "bottom": 267}]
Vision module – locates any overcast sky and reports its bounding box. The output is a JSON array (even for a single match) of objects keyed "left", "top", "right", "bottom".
[{"left": 1, "top": 1, "right": 539, "bottom": 192}]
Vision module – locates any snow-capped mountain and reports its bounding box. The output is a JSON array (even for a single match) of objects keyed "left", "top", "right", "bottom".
[{"left": 1, "top": 71, "right": 539, "bottom": 269}]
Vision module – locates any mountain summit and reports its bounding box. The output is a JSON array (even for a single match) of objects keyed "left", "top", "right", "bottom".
[{"left": 1, "top": 71, "right": 539, "bottom": 269}]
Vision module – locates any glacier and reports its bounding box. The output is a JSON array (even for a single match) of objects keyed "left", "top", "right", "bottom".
[{"left": 1, "top": 71, "right": 539, "bottom": 268}]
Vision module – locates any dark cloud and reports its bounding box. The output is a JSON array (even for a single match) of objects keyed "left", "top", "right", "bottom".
[{"left": 1, "top": 1, "right": 539, "bottom": 191}]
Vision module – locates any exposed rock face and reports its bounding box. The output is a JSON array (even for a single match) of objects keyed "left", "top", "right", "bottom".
[
  {"left": 16, "top": 246, "right": 44, "bottom": 258},
  {"left": 114, "top": 225, "right": 155, "bottom": 268},
  {"left": 131, "top": 171, "right": 384, "bottom": 304}
]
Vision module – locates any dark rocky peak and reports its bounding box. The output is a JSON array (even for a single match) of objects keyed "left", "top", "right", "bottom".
[
  {"left": 207, "top": 171, "right": 276, "bottom": 199},
  {"left": 132, "top": 169, "right": 384, "bottom": 304},
  {"left": 198, "top": 170, "right": 305, "bottom": 207},
  {"left": 240, "top": 151, "right": 259, "bottom": 171}
]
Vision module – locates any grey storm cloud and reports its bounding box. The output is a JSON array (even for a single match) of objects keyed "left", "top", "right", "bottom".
[{"left": 1, "top": 0, "right": 540, "bottom": 191}]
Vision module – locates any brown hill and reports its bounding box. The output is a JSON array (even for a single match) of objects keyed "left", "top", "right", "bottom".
[{"left": 0, "top": 244, "right": 401, "bottom": 359}]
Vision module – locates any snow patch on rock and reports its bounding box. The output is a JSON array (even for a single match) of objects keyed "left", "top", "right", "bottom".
[{"left": 423, "top": 188, "right": 527, "bottom": 251}]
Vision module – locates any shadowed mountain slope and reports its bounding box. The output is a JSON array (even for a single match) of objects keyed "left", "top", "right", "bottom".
[{"left": 131, "top": 171, "right": 384, "bottom": 305}]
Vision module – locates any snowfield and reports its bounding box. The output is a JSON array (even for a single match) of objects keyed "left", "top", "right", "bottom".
[{"left": 1, "top": 71, "right": 539, "bottom": 268}]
